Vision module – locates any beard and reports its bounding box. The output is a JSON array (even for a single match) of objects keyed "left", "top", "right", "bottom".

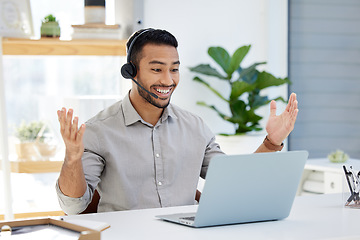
[{"left": 136, "top": 76, "right": 175, "bottom": 109}]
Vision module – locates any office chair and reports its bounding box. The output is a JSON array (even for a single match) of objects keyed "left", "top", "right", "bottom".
[{"left": 80, "top": 189, "right": 100, "bottom": 214}]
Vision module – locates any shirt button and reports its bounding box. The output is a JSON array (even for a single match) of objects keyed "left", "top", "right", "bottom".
[
  {"left": 156, "top": 153, "right": 160, "bottom": 158},
  {"left": 158, "top": 181, "right": 162, "bottom": 186}
]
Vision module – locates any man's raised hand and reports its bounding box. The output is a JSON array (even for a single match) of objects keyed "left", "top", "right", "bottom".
[{"left": 57, "top": 108, "right": 86, "bottom": 162}]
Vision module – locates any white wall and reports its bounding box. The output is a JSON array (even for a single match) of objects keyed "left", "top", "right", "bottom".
[{"left": 140, "top": 0, "right": 288, "bottom": 135}]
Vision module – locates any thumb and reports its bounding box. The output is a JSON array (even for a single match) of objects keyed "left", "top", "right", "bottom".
[{"left": 270, "top": 100, "right": 277, "bottom": 117}]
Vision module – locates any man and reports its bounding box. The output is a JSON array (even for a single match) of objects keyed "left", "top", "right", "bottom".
[{"left": 56, "top": 28, "right": 298, "bottom": 215}]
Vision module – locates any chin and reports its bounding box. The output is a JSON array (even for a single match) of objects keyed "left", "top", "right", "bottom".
[{"left": 154, "top": 99, "right": 171, "bottom": 109}]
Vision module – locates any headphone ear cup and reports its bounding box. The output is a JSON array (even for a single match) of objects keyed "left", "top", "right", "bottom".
[{"left": 121, "top": 63, "right": 137, "bottom": 79}]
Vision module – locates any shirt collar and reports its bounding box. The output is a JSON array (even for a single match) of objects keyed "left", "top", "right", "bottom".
[
  {"left": 122, "top": 93, "right": 178, "bottom": 127},
  {"left": 160, "top": 104, "right": 178, "bottom": 123},
  {"left": 122, "top": 93, "right": 142, "bottom": 126}
]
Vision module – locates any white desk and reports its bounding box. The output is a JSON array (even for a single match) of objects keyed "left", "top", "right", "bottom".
[{"left": 64, "top": 194, "right": 359, "bottom": 240}]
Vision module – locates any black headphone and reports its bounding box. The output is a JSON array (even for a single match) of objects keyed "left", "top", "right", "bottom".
[{"left": 121, "top": 29, "right": 153, "bottom": 79}]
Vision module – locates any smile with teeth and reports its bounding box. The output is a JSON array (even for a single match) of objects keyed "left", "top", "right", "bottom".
[{"left": 155, "top": 88, "right": 171, "bottom": 94}]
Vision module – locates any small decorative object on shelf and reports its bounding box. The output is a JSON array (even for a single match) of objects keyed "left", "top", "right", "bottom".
[
  {"left": 71, "top": 23, "right": 121, "bottom": 40},
  {"left": 73, "top": 0, "right": 121, "bottom": 40},
  {"left": 0, "top": 0, "right": 34, "bottom": 38},
  {"left": 14, "top": 120, "right": 57, "bottom": 161},
  {"left": 84, "top": 0, "right": 106, "bottom": 24},
  {"left": 40, "top": 14, "right": 60, "bottom": 38},
  {"left": 327, "top": 149, "right": 349, "bottom": 163}
]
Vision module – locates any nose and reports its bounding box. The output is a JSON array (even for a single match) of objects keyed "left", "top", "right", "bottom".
[{"left": 160, "top": 70, "right": 175, "bottom": 86}]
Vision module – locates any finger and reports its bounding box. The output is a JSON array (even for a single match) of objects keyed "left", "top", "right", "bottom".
[
  {"left": 288, "top": 103, "right": 298, "bottom": 121},
  {"left": 290, "top": 92, "right": 296, "bottom": 102},
  {"left": 293, "top": 108, "right": 299, "bottom": 120},
  {"left": 269, "top": 100, "right": 277, "bottom": 117},
  {"left": 58, "top": 108, "right": 66, "bottom": 134},
  {"left": 290, "top": 109, "right": 299, "bottom": 128},
  {"left": 76, "top": 124, "right": 86, "bottom": 142},
  {"left": 57, "top": 110, "right": 61, "bottom": 121},
  {"left": 285, "top": 93, "right": 296, "bottom": 112},
  {"left": 293, "top": 100, "right": 298, "bottom": 112},
  {"left": 57, "top": 108, "right": 65, "bottom": 122},
  {"left": 70, "top": 116, "right": 79, "bottom": 140},
  {"left": 289, "top": 100, "right": 298, "bottom": 115},
  {"left": 64, "top": 108, "right": 74, "bottom": 137}
]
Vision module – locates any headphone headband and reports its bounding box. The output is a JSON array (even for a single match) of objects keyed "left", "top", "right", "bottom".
[
  {"left": 121, "top": 28, "right": 154, "bottom": 80},
  {"left": 126, "top": 29, "right": 153, "bottom": 63}
]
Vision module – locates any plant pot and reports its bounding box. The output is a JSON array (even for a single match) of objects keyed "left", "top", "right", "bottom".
[
  {"left": 15, "top": 142, "right": 41, "bottom": 161},
  {"left": 36, "top": 142, "right": 57, "bottom": 158},
  {"left": 41, "top": 22, "right": 60, "bottom": 38},
  {"left": 215, "top": 134, "right": 264, "bottom": 155},
  {"left": 15, "top": 142, "right": 57, "bottom": 161}
]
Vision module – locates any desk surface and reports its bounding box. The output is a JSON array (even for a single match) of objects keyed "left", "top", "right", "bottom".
[{"left": 65, "top": 194, "right": 359, "bottom": 240}]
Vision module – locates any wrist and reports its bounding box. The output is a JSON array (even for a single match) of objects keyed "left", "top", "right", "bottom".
[
  {"left": 64, "top": 154, "right": 82, "bottom": 166},
  {"left": 263, "top": 135, "right": 284, "bottom": 151}
]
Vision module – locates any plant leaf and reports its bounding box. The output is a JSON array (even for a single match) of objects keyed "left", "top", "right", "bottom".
[
  {"left": 229, "top": 99, "right": 247, "bottom": 123},
  {"left": 235, "top": 125, "right": 262, "bottom": 134},
  {"left": 193, "top": 77, "right": 228, "bottom": 102},
  {"left": 255, "top": 71, "right": 290, "bottom": 90},
  {"left": 250, "top": 95, "right": 269, "bottom": 109},
  {"left": 271, "top": 96, "right": 287, "bottom": 103},
  {"left": 236, "top": 62, "right": 266, "bottom": 84},
  {"left": 229, "top": 45, "right": 251, "bottom": 75},
  {"left": 234, "top": 109, "right": 263, "bottom": 134},
  {"left": 227, "top": 100, "right": 263, "bottom": 133},
  {"left": 196, "top": 101, "right": 229, "bottom": 120},
  {"left": 189, "top": 64, "right": 227, "bottom": 79},
  {"left": 230, "top": 81, "right": 255, "bottom": 100},
  {"left": 208, "top": 47, "right": 231, "bottom": 77},
  {"left": 247, "top": 110, "right": 263, "bottom": 124}
]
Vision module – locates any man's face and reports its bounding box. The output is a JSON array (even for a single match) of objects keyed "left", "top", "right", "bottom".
[{"left": 135, "top": 43, "right": 180, "bottom": 109}]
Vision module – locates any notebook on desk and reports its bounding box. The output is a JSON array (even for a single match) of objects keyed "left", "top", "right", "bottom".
[{"left": 156, "top": 150, "right": 308, "bottom": 228}]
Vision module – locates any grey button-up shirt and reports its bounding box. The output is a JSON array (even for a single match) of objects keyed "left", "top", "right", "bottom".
[{"left": 56, "top": 94, "right": 224, "bottom": 215}]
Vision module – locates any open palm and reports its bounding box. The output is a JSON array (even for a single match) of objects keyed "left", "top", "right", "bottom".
[{"left": 265, "top": 93, "right": 298, "bottom": 145}]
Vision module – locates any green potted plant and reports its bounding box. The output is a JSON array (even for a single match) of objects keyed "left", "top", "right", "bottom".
[
  {"left": 15, "top": 121, "right": 57, "bottom": 161},
  {"left": 189, "top": 45, "right": 290, "bottom": 136},
  {"left": 40, "top": 14, "right": 60, "bottom": 38}
]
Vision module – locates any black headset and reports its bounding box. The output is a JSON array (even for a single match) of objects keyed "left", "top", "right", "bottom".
[{"left": 121, "top": 29, "right": 153, "bottom": 79}]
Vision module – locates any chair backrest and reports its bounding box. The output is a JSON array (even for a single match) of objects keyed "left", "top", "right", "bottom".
[
  {"left": 80, "top": 189, "right": 100, "bottom": 214},
  {"left": 80, "top": 189, "right": 202, "bottom": 214}
]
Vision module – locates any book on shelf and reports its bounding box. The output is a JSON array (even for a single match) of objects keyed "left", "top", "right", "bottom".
[{"left": 71, "top": 23, "right": 121, "bottom": 40}]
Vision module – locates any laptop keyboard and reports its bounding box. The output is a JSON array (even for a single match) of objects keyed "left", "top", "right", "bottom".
[{"left": 180, "top": 216, "right": 195, "bottom": 221}]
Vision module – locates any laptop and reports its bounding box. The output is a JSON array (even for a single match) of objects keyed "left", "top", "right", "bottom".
[{"left": 156, "top": 150, "right": 308, "bottom": 228}]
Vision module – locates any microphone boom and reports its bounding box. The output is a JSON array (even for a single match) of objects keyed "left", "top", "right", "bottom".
[{"left": 130, "top": 77, "right": 159, "bottom": 99}]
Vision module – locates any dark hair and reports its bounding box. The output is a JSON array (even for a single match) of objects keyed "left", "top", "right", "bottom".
[{"left": 126, "top": 28, "right": 178, "bottom": 67}]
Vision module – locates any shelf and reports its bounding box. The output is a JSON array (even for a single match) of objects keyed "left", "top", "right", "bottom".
[
  {"left": 2, "top": 38, "right": 127, "bottom": 56},
  {"left": 11, "top": 160, "right": 63, "bottom": 173},
  {"left": 0, "top": 211, "right": 65, "bottom": 220},
  {"left": 0, "top": 160, "right": 63, "bottom": 173}
]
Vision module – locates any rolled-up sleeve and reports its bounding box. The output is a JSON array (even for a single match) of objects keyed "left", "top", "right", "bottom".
[
  {"left": 55, "top": 180, "right": 92, "bottom": 215},
  {"left": 200, "top": 128, "right": 225, "bottom": 179}
]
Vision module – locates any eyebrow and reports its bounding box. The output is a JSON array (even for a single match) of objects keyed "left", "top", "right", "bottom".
[{"left": 149, "top": 60, "right": 180, "bottom": 65}]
